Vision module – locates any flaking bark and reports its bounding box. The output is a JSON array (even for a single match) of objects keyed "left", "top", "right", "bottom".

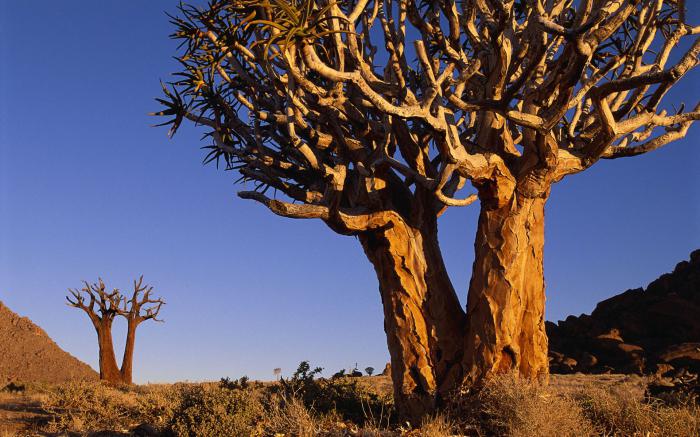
[
  {"left": 360, "top": 217, "right": 465, "bottom": 418},
  {"left": 463, "top": 195, "right": 549, "bottom": 384}
]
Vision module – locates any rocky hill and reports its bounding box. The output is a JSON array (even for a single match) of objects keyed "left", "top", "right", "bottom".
[
  {"left": 548, "top": 249, "right": 700, "bottom": 377},
  {"left": 0, "top": 301, "right": 97, "bottom": 384}
]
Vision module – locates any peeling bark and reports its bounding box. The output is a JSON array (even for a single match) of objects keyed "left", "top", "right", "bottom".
[
  {"left": 360, "top": 218, "right": 465, "bottom": 419},
  {"left": 360, "top": 192, "right": 550, "bottom": 418},
  {"left": 463, "top": 194, "right": 549, "bottom": 384}
]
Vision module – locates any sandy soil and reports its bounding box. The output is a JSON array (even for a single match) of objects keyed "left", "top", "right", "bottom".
[
  {"left": 357, "top": 373, "right": 648, "bottom": 398},
  {"left": 0, "top": 392, "right": 49, "bottom": 436}
]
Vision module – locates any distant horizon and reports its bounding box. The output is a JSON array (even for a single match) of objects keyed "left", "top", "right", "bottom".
[
  {"left": 4, "top": 249, "right": 699, "bottom": 383},
  {"left": 1, "top": 1, "right": 699, "bottom": 384}
]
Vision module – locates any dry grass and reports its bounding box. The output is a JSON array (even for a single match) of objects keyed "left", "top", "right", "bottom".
[
  {"left": 41, "top": 381, "right": 142, "bottom": 433},
  {"left": 262, "top": 395, "right": 320, "bottom": 437},
  {"left": 418, "top": 414, "right": 457, "bottom": 437},
  {"left": 459, "top": 374, "right": 698, "bottom": 437},
  {"left": 0, "top": 374, "right": 696, "bottom": 436},
  {"left": 574, "top": 383, "right": 699, "bottom": 437},
  {"left": 464, "top": 373, "right": 595, "bottom": 437}
]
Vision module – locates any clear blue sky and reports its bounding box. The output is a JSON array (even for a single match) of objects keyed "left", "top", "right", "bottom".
[{"left": 0, "top": 2, "right": 698, "bottom": 383}]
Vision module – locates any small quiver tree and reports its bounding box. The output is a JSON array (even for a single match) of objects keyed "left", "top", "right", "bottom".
[{"left": 67, "top": 276, "right": 165, "bottom": 385}]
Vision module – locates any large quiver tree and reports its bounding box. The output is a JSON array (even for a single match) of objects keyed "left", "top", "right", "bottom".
[{"left": 157, "top": 0, "right": 700, "bottom": 419}]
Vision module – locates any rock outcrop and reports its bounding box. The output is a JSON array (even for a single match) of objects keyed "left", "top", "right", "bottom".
[
  {"left": 0, "top": 301, "right": 97, "bottom": 384},
  {"left": 548, "top": 249, "right": 700, "bottom": 376}
]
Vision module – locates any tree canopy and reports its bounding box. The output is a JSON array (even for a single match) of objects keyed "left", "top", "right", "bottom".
[{"left": 157, "top": 0, "right": 699, "bottom": 231}]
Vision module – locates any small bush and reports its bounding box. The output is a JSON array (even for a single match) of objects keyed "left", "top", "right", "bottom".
[
  {"left": 220, "top": 376, "right": 250, "bottom": 391},
  {"left": 42, "top": 381, "right": 139, "bottom": 433},
  {"left": 133, "top": 384, "right": 183, "bottom": 428},
  {"left": 276, "top": 362, "right": 394, "bottom": 425},
  {"left": 168, "top": 384, "right": 264, "bottom": 437},
  {"left": 279, "top": 360, "right": 324, "bottom": 398}
]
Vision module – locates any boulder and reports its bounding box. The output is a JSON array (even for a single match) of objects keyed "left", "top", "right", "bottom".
[
  {"left": 658, "top": 343, "right": 700, "bottom": 372},
  {"left": 578, "top": 352, "right": 598, "bottom": 370}
]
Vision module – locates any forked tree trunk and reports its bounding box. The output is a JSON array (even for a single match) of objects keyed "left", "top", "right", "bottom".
[
  {"left": 361, "top": 193, "right": 550, "bottom": 419},
  {"left": 462, "top": 194, "right": 549, "bottom": 384},
  {"left": 95, "top": 320, "right": 123, "bottom": 384},
  {"left": 359, "top": 218, "right": 466, "bottom": 420},
  {"left": 120, "top": 320, "right": 137, "bottom": 385}
]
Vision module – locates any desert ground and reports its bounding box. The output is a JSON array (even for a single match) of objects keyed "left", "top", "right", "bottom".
[{"left": 0, "top": 372, "right": 697, "bottom": 437}]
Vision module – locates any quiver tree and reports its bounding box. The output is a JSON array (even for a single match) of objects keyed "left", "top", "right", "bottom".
[
  {"left": 156, "top": 0, "right": 700, "bottom": 419},
  {"left": 67, "top": 276, "right": 165, "bottom": 384}
]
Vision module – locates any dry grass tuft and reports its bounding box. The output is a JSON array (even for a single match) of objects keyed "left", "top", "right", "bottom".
[
  {"left": 574, "top": 383, "right": 700, "bottom": 437},
  {"left": 418, "top": 414, "right": 456, "bottom": 437},
  {"left": 262, "top": 395, "right": 320, "bottom": 437},
  {"left": 467, "top": 373, "right": 595, "bottom": 437}
]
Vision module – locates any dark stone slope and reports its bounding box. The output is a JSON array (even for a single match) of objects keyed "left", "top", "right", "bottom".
[{"left": 548, "top": 249, "right": 700, "bottom": 376}]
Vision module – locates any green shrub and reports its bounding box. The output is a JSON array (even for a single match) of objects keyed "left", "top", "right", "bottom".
[
  {"left": 276, "top": 361, "right": 394, "bottom": 425},
  {"left": 220, "top": 376, "right": 251, "bottom": 391},
  {"left": 279, "top": 360, "right": 323, "bottom": 399}
]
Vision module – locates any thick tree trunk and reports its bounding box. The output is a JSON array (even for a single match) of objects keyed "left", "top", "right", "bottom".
[
  {"left": 462, "top": 194, "right": 549, "bottom": 384},
  {"left": 95, "top": 320, "right": 122, "bottom": 384},
  {"left": 120, "top": 320, "right": 137, "bottom": 385},
  {"left": 360, "top": 218, "right": 466, "bottom": 420}
]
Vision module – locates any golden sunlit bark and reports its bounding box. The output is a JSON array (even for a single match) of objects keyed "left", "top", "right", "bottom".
[
  {"left": 463, "top": 195, "right": 549, "bottom": 384},
  {"left": 360, "top": 216, "right": 465, "bottom": 418}
]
